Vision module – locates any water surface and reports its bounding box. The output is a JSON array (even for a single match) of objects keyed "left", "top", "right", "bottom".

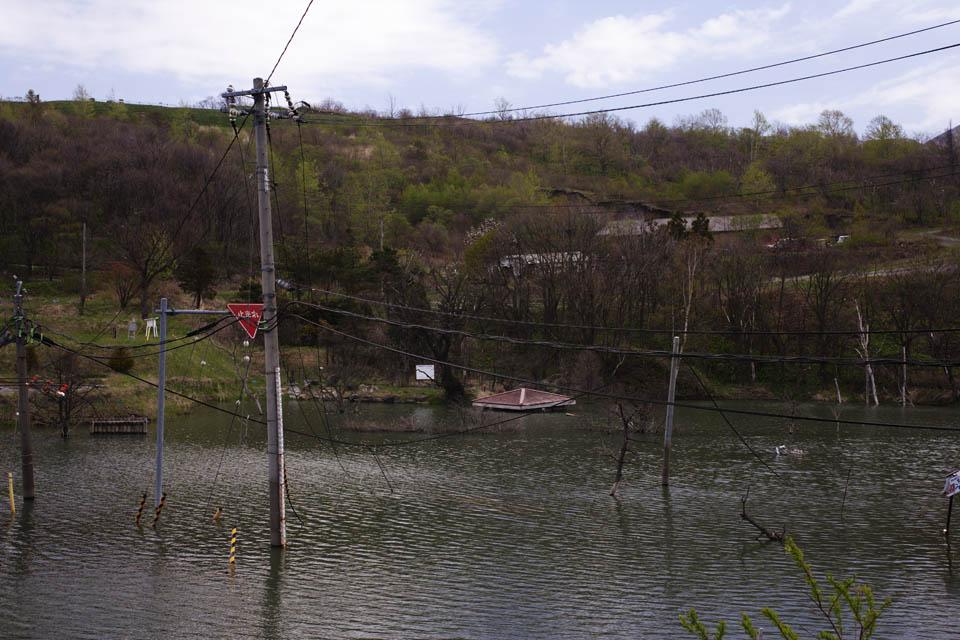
[{"left": 2, "top": 400, "right": 959, "bottom": 638}]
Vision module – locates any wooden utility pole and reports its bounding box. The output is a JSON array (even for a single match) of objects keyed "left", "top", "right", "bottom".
[
  {"left": 662, "top": 336, "right": 680, "bottom": 487},
  {"left": 224, "top": 78, "right": 288, "bottom": 547},
  {"left": 14, "top": 281, "right": 36, "bottom": 500}
]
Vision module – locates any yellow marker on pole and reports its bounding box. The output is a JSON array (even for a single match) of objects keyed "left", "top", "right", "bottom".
[
  {"left": 7, "top": 472, "right": 14, "bottom": 516},
  {"left": 135, "top": 492, "right": 146, "bottom": 525},
  {"left": 152, "top": 492, "right": 167, "bottom": 528},
  {"left": 229, "top": 526, "right": 237, "bottom": 570}
]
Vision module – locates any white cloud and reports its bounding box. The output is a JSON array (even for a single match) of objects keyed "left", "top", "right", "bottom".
[
  {"left": 903, "top": 6, "right": 960, "bottom": 23},
  {"left": 832, "top": 0, "right": 882, "bottom": 20},
  {"left": 505, "top": 5, "right": 792, "bottom": 88},
  {"left": 0, "top": 0, "right": 501, "bottom": 93},
  {"left": 769, "top": 56, "right": 960, "bottom": 135}
]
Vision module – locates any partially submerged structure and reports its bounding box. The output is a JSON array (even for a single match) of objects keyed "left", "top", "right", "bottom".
[{"left": 472, "top": 388, "right": 575, "bottom": 411}]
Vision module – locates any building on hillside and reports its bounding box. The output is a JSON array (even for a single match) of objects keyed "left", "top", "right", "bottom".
[{"left": 599, "top": 213, "right": 782, "bottom": 237}]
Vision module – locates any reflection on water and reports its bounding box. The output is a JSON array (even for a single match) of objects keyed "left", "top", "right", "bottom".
[{"left": 1, "top": 400, "right": 960, "bottom": 638}]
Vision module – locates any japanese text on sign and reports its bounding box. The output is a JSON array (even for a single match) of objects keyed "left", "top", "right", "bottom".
[{"left": 943, "top": 470, "right": 960, "bottom": 498}]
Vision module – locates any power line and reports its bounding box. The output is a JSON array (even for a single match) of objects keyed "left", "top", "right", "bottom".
[
  {"left": 452, "top": 19, "right": 960, "bottom": 118},
  {"left": 291, "top": 312, "right": 960, "bottom": 434},
  {"left": 35, "top": 317, "right": 235, "bottom": 352},
  {"left": 301, "top": 43, "right": 960, "bottom": 128},
  {"left": 162, "top": 116, "right": 252, "bottom": 260},
  {"left": 287, "top": 288, "right": 960, "bottom": 338},
  {"left": 29, "top": 312, "right": 960, "bottom": 461},
  {"left": 266, "top": 0, "right": 315, "bottom": 85},
  {"left": 284, "top": 300, "right": 960, "bottom": 368},
  {"left": 38, "top": 333, "right": 269, "bottom": 426},
  {"left": 509, "top": 166, "right": 960, "bottom": 212}
]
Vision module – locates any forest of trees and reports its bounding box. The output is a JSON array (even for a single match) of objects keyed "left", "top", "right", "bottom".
[{"left": 2, "top": 94, "right": 959, "bottom": 403}]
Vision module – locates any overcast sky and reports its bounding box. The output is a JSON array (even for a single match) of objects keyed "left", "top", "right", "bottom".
[{"left": 2, "top": 1, "right": 959, "bottom": 136}]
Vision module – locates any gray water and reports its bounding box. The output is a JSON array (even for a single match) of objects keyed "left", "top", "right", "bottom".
[{"left": 2, "top": 400, "right": 960, "bottom": 639}]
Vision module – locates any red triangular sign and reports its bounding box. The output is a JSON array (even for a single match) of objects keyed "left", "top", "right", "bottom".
[{"left": 227, "top": 303, "right": 265, "bottom": 340}]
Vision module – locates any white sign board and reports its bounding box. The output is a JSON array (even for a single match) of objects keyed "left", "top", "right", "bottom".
[
  {"left": 943, "top": 470, "right": 960, "bottom": 497},
  {"left": 415, "top": 364, "right": 435, "bottom": 381}
]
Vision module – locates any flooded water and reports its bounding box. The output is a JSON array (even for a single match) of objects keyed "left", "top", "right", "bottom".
[{"left": 2, "top": 400, "right": 960, "bottom": 638}]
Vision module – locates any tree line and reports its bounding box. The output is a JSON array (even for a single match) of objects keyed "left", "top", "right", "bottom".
[{"left": 1, "top": 95, "right": 958, "bottom": 402}]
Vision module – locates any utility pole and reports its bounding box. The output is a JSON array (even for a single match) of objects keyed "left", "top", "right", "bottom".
[
  {"left": 153, "top": 300, "right": 232, "bottom": 512},
  {"left": 14, "top": 281, "right": 35, "bottom": 500},
  {"left": 662, "top": 336, "right": 680, "bottom": 487},
  {"left": 155, "top": 297, "right": 168, "bottom": 510},
  {"left": 223, "top": 78, "right": 288, "bottom": 547},
  {"left": 80, "top": 222, "right": 86, "bottom": 315}
]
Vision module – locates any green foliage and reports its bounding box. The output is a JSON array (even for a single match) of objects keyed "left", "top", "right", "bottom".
[
  {"left": 679, "top": 170, "right": 736, "bottom": 200},
  {"left": 175, "top": 246, "right": 219, "bottom": 306},
  {"left": 740, "top": 161, "right": 776, "bottom": 202},
  {"left": 668, "top": 211, "right": 713, "bottom": 242},
  {"left": 679, "top": 609, "right": 727, "bottom": 640},
  {"left": 837, "top": 233, "right": 887, "bottom": 249},
  {"left": 679, "top": 538, "right": 890, "bottom": 640},
  {"left": 668, "top": 211, "right": 688, "bottom": 239},
  {"left": 464, "top": 232, "right": 496, "bottom": 276},
  {"left": 107, "top": 348, "right": 135, "bottom": 373},
  {"left": 233, "top": 280, "right": 262, "bottom": 302}
]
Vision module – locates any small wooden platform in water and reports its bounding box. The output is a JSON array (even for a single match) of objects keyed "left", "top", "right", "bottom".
[
  {"left": 472, "top": 388, "right": 575, "bottom": 411},
  {"left": 89, "top": 416, "right": 149, "bottom": 434}
]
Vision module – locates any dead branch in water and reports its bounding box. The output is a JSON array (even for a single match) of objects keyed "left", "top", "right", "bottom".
[
  {"left": 740, "top": 488, "right": 785, "bottom": 542},
  {"left": 608, "top": 401, "right": 652, "bottom": 496}
]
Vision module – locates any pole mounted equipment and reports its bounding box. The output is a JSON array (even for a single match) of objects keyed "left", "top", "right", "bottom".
[
  {"left": 222, "top": 78, "right": 289, "bottom": 548},
  {"left": 14, "top": 281, "right": 36, "bottom": 500}
]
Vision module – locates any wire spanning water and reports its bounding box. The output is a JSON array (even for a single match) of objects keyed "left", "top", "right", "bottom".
[{"left": 2, "top": 401, "right": 959, "bottom": 638}]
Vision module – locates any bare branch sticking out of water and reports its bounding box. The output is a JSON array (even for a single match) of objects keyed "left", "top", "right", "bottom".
[{"left": 740, "top": 488, "right": 785, "bottom": 542}]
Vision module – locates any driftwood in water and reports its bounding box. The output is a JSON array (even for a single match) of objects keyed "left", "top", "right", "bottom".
[
  {"left": 608, "top": 402, "right": 652, "bottom": 497},
  {"left": 740, "top": 489, "right": 785, "bottom": 542}
]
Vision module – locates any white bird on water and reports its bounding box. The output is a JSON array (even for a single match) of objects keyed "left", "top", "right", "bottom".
[{"left": 774, "top": 445, "right": 805, "bottom": 456}]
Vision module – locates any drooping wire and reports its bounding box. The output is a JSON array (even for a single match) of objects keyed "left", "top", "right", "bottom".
[
  {"left": 301, "top": 43, "right": 960, "bottom": 127},
  {"left": 509, "top": 165, "right": 960, "bottom": 211},
  {"left": 30, "top": 315, "right": 960, "bottom": 448},
  {"left": 288, "top": 312, "right": 960, "bottom": 435},
  {"left": 291, "top": 274, "right": 960, "bottom": 338},
  {"left": 685, "top": 363, "right": 780, "bottom": 479},
  {"left": 285, "top": 299, "right": 960, "bottom": 368},
  {"left": 265, "top": 0, "right": 315, "bottom": 86},
  {"left": 423, "top": 19, "right": 960, "bottom": 120}
]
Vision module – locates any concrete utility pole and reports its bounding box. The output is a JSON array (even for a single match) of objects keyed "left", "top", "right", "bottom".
[
  {"left": 14, "top": 281, "right": 36, "bottom": 500},
  {"left": 223, "top": 78, "right": 289, "bottom": 547},
  {"left": 155, "top": 297, "right": 168, "bottom": 510},
  {"left": 662, "top": 335, "right": 680, "bottom": 487},
  {"left": 153, "top": 300, "right": 231, "bottom": 511},
  {"left": 80, "top": 222, "right": 86, "bottom": 315}
]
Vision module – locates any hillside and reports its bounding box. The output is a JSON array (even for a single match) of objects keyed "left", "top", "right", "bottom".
[{"left": 1, "top": 97, "right": 959, "bottom": 419}]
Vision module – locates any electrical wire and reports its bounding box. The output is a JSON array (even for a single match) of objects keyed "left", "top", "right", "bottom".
[
  {"left": 424, "top": 20, "right": 960, "bottom": 119},
  {"left": 290, "top": 312, "right": 960, "bottom": 435},
  {"left": 288, "top": 287, "right": 960, "bottom": 338},
  {"left": 35, "top": 317, "right": 233, "bottom": 351},
  {"left": 508, "top": 166, "right": 960, "bottom": 211},
  {"left": 685, "top": 363, "right": 779, "bottom": 478},
  {"left": 284, "top": 299, "right": 960, "bottom": 368},
  {"left": 34, "top": 318, "right": 239, "bottom": 360},
  {"left": 266, "top": 0, "right": 315, "bottom": 86},
  {"left": 301, "top": 43, "right": 960, "bottom": 128}
]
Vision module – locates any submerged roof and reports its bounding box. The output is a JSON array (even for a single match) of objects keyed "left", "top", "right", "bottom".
[{"left": 472, "top": 388, "right": 575, "bottom": 411}]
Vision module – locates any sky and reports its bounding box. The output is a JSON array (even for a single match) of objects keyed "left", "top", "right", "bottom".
[{"left": 2, "top": 0, "right": 960, "bottom": 137}]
